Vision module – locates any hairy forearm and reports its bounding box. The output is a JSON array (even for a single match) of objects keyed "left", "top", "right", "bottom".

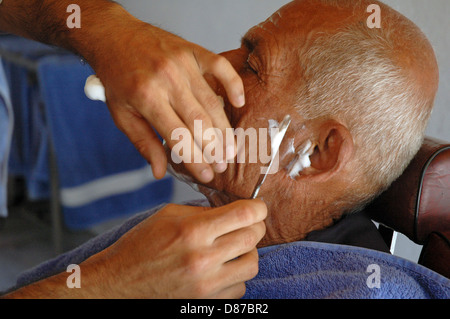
[
  {"left": 2, "top": 251, "right": 112, "bottom": 299},
  {"left": 0, "top": 0, "right": 143, "bottom": 69},
  {"left": 2, "top": 272, "right": 84, "bottom": 299}
]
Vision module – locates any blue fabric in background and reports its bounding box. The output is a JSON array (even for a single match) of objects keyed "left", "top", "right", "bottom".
[
  {"left": 0, "top": 37, "right": 54, "bottom": 200},
  {"left": 0, "top": 35, "right": 173, "bottom": 229},
  {"left": 36, "top": 55, "right": 173, "bottom": 229},
  {"left": 0, "top": 61, "right": 13, "bottom": 217}
]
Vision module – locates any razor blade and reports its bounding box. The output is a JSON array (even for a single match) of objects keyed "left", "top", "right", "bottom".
[{"left": 251, "top": 114, "right": 291, "bottom": 199}]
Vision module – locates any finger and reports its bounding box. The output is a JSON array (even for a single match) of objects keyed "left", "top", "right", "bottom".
[
  {"left": 220, "top": 248, "right": 260, "bottom": 288},
  {"left": 197, "top": 50, "right": 245, "bottom": 108},
  {"left": 129, "top": 97, "right": 216, "bottom": 183},
  {"left": 213, "top": 220, "right": 266, "bottom": 264},
  {"left": 204, "top": 248, "right": 259, "bottom": 299},
  {"left": 109, "top": 107, "right": 168, "bottom": 179},
  {"left": 163, "top": 126, "right": 215, "bottom": 183},
  {"left": 211, "top": 282, "right": 247, "bottom": 299},
  {"left": 169, "top": 87, "right": 227, "bottom": 172},
  {"left": 190, "top": 74, "right": 237, "bottom": 163},
  {"left": 189, "top": 73, "right": 230, "bottom": 131},
  {"left": 196, "top": 199, "right": 267, "bottom": 242}
]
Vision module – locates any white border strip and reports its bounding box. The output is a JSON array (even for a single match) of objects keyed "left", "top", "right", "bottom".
[{"left": 60, "top": 165, "right": 159, "bottom": 208}]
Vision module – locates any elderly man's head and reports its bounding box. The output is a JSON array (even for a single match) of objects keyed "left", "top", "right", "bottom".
[{"left": 171, "top": 0, "right": 439, "bottom": 246}]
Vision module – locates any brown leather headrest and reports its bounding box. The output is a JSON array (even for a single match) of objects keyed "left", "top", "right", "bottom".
[{"left": 366, "top": 137, "right": 450, "bottom": 245}]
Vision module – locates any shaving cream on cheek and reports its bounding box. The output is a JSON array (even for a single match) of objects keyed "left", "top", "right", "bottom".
[
  {"left": 268, "top": 119, "right": 284, "bottom": 158},
  {"left": 267, "top": 119, "right": 313, "bottom": 179},
  {"left": 286, "top": 140, "right": 313, "bottom": 179},
  {"left": 279, "top": 138, "right": 296, "bottom": 161},
  {"left": 267, "top": 120, "right": 297, "bottom": 159}
]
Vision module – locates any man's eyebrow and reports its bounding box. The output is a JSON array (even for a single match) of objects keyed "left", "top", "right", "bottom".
[
  {"left": 241, "top": 29, "right": 266, "bottom": 51},
  {"left": 241, "top": 36, "right": 255, "bottom": 51}
]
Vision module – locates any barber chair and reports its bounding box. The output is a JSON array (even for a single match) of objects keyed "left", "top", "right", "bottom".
[{"left": 366, "top": 136, "right": 450, "bottom": 279}]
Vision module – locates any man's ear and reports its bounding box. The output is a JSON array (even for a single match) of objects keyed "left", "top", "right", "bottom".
[{"left": 306, "top": 120, "right": 354, "bottom": 181}]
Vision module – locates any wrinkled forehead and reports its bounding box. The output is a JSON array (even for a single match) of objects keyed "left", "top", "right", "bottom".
[
  {"left": 240, "top": 9, "right": 302, "bottom": 64},
  {"left": 244, "top": 0, "right": 361, "bottom": 46},
  {"left": 243, "top": 3, "right": 302, "bottom": 44}
]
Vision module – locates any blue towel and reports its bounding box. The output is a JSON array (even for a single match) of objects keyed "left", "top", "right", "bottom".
[
  {"left": 244, "top": 241, "right": 450, "bottom": 299},
  {"left": 0, "top": 35, "right": 60, "bottom": 200},
  {"left": 1, "top": 35, "right": 173, "bottom": 229},
  {"left": 36, "top": 55, "right": 173, "bottom": 229},
  {"left": 0, "top": 60, "right": 13, "bottom": 217},
  {"left": 12, "top": 203, "right": 165, "bottom": 292},
  {"left": 13, "top": 200, "right": 450, "bottom": 299}
]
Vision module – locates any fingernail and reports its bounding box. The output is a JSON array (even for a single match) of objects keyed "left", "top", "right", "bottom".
[
  {"left": 215, "top": 162, "right": 227, "bottom": 173},
  {"left": 200, "top": 168, "right": 214, "bottom": 182},
  {"left": 236, "top": 94, "right": 245, "bottom": 107},
  {"left": 226, "top": 144, "right": 236, "bottom": 161}
]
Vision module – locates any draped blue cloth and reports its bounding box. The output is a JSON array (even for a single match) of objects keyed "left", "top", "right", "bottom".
[
  {"left": 0, "top": 60, "right": 13, "bottom": 217},
  {"left": 0, "top": 35, "right": 173, "bottom": 228},
  {"left": 13, "top": 200, "right": 450, "bottom": 299}
]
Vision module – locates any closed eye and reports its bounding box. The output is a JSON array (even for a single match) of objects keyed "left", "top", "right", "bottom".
[
  {"left": 241, "top": 38, "right": 259, "bottom": 75},
  {"left": 247, "top": 54, "right": 259, "bottom": 75}
]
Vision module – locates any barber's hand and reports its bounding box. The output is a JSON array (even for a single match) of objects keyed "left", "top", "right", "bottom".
[
  {"left": 92, "top": 21, "right": 244, "bottom": 183},
  {"left": 83, "top": 199, "right": 267, "bottom": 299}
]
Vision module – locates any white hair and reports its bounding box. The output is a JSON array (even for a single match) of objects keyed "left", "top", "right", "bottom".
[{"left": 296, "top": 20, "right": 434, "bottom": 211}]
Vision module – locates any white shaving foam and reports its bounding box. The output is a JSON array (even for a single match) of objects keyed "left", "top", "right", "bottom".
[
  {"left": 287, "top": 140, "right": 313, "bottom": 179},
  {"left": 281, "top": 138, "right": 296, "bottom": 160},
  {"left": 268, "top": 119, "right": 285, "bottom": 159}
]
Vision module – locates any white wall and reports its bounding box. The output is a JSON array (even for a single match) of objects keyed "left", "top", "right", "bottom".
[
  {"left": 116, "top": 0, "right": 290, "bottom": 53},
  {"left": 117, "top": 0, "right": 449, "bottom": 141}
]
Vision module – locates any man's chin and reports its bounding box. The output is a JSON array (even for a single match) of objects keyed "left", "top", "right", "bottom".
[
  {"left": 197, "top": 184, "right": 242, "bottom": 208},
  {"left": 165, "top": 160, "right": 240, "bottom": 208}
]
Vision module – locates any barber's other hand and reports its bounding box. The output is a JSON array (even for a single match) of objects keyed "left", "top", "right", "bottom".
[
  {"left": 83, "top": 199, "right": 267, "bottom": 299},
  {"left": 91, "top": 20, "right": 244, "bottom": 183}
]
